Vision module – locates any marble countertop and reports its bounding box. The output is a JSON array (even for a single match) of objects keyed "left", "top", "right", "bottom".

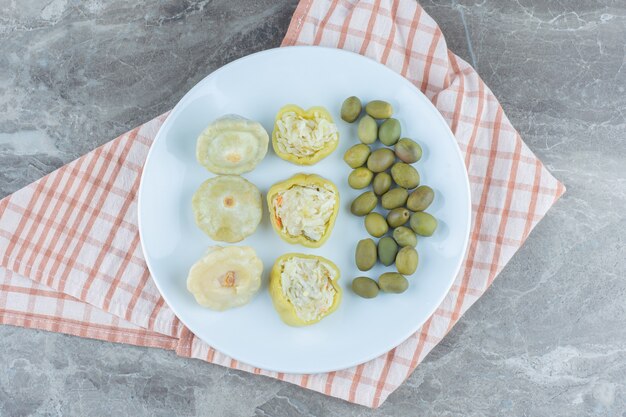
[{"left": 1, "top": 1, "right": 624, "bottom": 416}]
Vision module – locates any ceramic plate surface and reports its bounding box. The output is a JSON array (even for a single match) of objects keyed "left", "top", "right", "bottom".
[{"left": 138, "top": 46, "right": 471, "bottom": 374}]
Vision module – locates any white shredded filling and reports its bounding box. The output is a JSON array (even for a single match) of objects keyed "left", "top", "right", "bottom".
[
  {"left": 274, "top": 184, "right": 336, "bottom": 242},
  {"left": 275, "top": 111, "right": 338, "bottom": 157},
  {"left": 280, "top": 257, "right": 337, "bottom": 322}
]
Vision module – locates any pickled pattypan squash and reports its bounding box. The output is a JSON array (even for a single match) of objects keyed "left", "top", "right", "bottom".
[
  {"left": 187, "top": 246, "right": 263, "bottom": 311},
  {"left": 192, "top": 175, "right": 262, "bottom": 243},
  {"left": 196, "top": 115, "right": 269, "bottom": 174}
]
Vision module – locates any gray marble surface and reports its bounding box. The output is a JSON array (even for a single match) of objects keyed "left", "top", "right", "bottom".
[{"left": 0, "top": 0, "right": 625, "bottom": 416}]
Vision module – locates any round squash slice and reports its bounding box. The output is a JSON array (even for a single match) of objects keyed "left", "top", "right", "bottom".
[
  {"left": 269, "top": 253, "right": 342, "bottom": 326},
  {"left": 192, "top": 175, "right": 262, "bottom": 243},
  {"left": 272, "top": 105, "right": 339, "bottom": 165},
  {"left": 196, "top": 115, "right": 269, "bottom": 174},
  {"left": 187, "top": 246, "right": 263, "bottom": 310}
]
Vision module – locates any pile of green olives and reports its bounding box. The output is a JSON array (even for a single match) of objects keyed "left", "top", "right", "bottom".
[{"left": 341, "top": 96, "right": 440, "bottom": 299}]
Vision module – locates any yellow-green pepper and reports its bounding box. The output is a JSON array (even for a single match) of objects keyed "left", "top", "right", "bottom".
[
  {"left": 272, "top": 104, "right": 339, "bottom": 165},
  {"left": 267, "top": 173, "right": 339, "bottom": 248},
  {"left": 269, "top": 253, "right": 342, "bottom": 326}
]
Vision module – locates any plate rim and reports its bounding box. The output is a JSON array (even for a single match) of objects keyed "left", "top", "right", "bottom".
[{"left": 137, "top": 45, "right": 472, "bottom": 374}]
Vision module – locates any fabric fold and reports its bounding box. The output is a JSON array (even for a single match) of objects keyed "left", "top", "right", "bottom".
[{"left": 0, "top": 0, "right": 564, "bottom": 408}]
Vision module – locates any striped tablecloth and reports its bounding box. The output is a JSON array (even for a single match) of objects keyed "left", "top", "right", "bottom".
[{"left": 0, "top": 0, "right": 564, "bottom": 408}]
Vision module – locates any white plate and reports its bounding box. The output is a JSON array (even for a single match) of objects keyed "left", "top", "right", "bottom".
[{"left": 138, "top": 46, "right": 471, "bottom": 374}]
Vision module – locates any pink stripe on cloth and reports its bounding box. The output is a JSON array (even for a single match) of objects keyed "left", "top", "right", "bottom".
[{"left": 0, "top": 0, "right": 564, "bottom": 408}]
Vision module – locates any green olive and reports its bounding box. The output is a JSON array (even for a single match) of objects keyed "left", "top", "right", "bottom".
[
  {"left": 343, "top": 144, "right": 371, "bottom": 168},
  {"left": 378, "top": 118, "right": 401, "bottom": 146},
  {"left": 387, "top": 207, "right": 410, "bottom": 227},
  {"left": 358, "top": 115, "right": 378, "bottom": 144},
  {"left": 352, "top": 277, "right": 379, "bottom": 298},
  {"left": 396, "top": 246, "right": 418, "bottom": 275},
  {"left": 372, "top": 172, "right": 392, "bottom": 195},
  {"left": 348, "top": 167, "right": 374, "bottom": 189},
  {"left": 367, "top": 148, "right": 395, "bottom": 173},
  {"left": 394, "top": 138, "right": 422, "bottom": 163},
  {"left": 377, "top": 237, "right": 398, "bottom": 266},
  {"left": 351, "top": 191, "right": 378, "bottom": 216},
  {"left": 410, "top": 212, "right": 438, "bottom": 236},
  {"left": 381, "top": 188, "right": 408, "bottom": 210},
  {"left": 392, "top": 226, "right": 417, "bottom": 247},
  {"left": 407, "top": 185, "right": 434, "bottom": 211},
  {"left": 365, "top": 100, "right": 393, "bottom": 119},
  {"left": 341, "top": 96, "right": 362, "bottom": 123},
  {"left": 364, "top": 212, "right": 388, "bottom": 237},
  {"left": 355, "top": 238, "right": 377, "bottom": 271},
  {"left": 391, "top": 162, "right": 420, "bottom": 189},
  {"left": 378, "top": 272, "right": 408, "bottom": 293}
]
